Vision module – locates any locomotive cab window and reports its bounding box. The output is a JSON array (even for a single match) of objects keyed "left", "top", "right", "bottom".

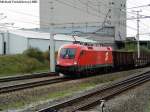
[{"left": 60, "top": 48, "right": 76, "bottom": 59}]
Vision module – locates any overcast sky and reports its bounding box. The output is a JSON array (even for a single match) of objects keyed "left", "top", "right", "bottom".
[
  {"left": 0, "top": 0, "right": 150, "bottom": 37},
  {"left": 0, "top": 0, "right": 39, "bottom": 28},
  {"left": 127, "top": 0, "right": 150, "bottom": 37}
]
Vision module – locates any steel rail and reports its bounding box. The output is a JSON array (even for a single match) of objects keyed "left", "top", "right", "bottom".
[
  {"left": 0, "top": 72, "right": 57, "bottom": 82},
  {"left": 38, "top": 71, "right": 150, "bottom": 112},
  {"left": 74, "top": 74, "right": 150, "bottom": 111},
  {"left": 0, "top": 77, "right": 69, "bottom": 94}
]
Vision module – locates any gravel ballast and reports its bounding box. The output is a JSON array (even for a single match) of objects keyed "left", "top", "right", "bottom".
[
  {"left": 91, "top": 79, "right": 150, "bottom": 112},
  {"left": 0, "top": 67, "right": 150, "bottom": 111}
]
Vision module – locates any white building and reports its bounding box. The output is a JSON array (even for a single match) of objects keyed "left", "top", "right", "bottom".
[
  {"left": 0, "top": 30, "right": 95, "bottom": 55},
  {"left": 40, "top": 0, "right": 126, "bottom": 41}
]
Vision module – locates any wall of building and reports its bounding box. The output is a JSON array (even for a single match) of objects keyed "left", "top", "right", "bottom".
[
  {"left": 28, "top": 38, "right": 73, "bottom": 52},
  {"left": 0, "top": 32, "right": 9, "bottom": 55},
  {"left": 39, "top": 0, "right": 126, "bottom": 41},
  {"left": 111, "top": 0, "right": 126, "bottom": 41},
  {"left": 2, "top": 34, "right": 74, "bottom": 54},
  {"left": 0, "top": 29, "right": 95, "bottom": 54},
  {"left": 8, "top": 34, "right": 28, "bottom": 54},
  {"left": 55, "top": 40, "right": 72, "bottom": 51},
  {"left": 40, "top": 0, "right": 106, "bottom": 28},
  {"left": 0, "top": 33, "right": 3, "bottom": 55},
  {"left": 28, "top": 38, "right": 50, "bottom": 52}
]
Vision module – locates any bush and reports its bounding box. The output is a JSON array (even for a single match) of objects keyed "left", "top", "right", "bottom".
[
  {"left": 140, "top": 46, "right": 150, "bottom": 53},
  {"left": 0, "top": 54, "right": 49, "bottom": 77},
  {"left": 43, "top": 50, "right": 58, "bottom": 61},
  {"left": 119, "top": 42, "right": 150, "bottom": 52},
  {"left": 23, "top": 48, "right": 44, "bottom": 62},
  {"left": 43, "top": 50, "right": 50, "bottom": 61},
  {"left": 19, "top": 57, "right": 43, "bottom": 73}
]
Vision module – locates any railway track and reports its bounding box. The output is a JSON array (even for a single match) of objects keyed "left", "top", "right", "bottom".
[
  {"left": 0, "top": 72, "right": 72, "bottom": 94},
  {"left": 38, "top": 70, "right": 150, "bottom": 112},
  {"left": 0, "top": 77, "right": 70, "bottom": 94},
  {"left": 0, "top": 72, "right": 57, "bottom": 83}
]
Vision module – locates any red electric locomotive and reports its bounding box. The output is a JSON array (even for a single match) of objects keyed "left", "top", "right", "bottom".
[
  {"left": 56, "top": 42, "right": 113, "bottom": 77},
  {"left": 56, "top": 42, "right": 150, "bottom": 77}
]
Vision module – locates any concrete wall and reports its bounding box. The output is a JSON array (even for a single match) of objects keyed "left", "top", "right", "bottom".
[
  {"left": 112, "top": 0, "right": 126, "bottom": 41},
  {"left": 40, "top": 0, "right": 107, "bottom": 28},
  {"left": 0, "top": 33, "right": 3, "bottom": 55},
  {"left": 55, "top": 40, "right": 72, "bottom": 51},
  {"left": 28, "top": 38, "right": 50, "bottom": 52},
  {"left": 9, "top": 34, "right": 28, "bottom": 54},
  {"left": 0, "top": 32, "right": 78, "bottom": 54},
  {"left": 0, "top": 32, "right": 8, "bottom": 55},
  {"left": 40, "top": 0, "right": 126, "bottom": 41},
  {"left": 28, "top": 38, "right": 72, "bottom": 52}
]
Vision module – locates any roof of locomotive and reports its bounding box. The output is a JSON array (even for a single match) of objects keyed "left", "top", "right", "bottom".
[{"left": 60, "top": 43, "right": 113, "bottom": 51}]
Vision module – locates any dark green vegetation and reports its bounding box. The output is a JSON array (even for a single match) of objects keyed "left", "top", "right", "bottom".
[
  {"left": 0, "top": 48, "right": 50, "bottom": 77},
  {"left": 120, "top": 41, "right": 150, "bottom": 52}
]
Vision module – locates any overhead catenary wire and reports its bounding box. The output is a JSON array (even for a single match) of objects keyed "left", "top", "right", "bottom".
[
  {"left": 126, "top": 1, "right": 150, "bottom": 30},
  {"left": 55, "top": 0, "right": 103, "bottom": 18},
  {"left": 2, "top": 1, "right": 149, "bottom": 19},
  {"left": 1, "top": 0, "right": 149, "bottom": 36},
  {"left": 0, "top": 0, "right": 118, "bottom": 24},
  {"left": 127, "top": 4, "right": 150, "bottom": 9},
  {"left": 3, "top": 19, "right": 136, "bottom": 34},
  {"left": 77, "top": 0, "right": 107, "bottom": 16},
  {"left": 1, "top": 16, "right": 138, "bottom": 35},
  {"left": 1, "top": 0, "right": 107, "bottom": 28}
]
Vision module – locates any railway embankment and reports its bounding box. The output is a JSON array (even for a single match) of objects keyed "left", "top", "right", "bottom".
[
  {"left": 0, "top": 67, "right": 149, "bottom": 111},
  {"left": 0, "top": 48, "right": 50, "bottom": 77}
]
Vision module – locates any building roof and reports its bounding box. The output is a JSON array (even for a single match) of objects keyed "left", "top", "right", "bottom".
[{"left": 8, "top": 30, "right": 96, "bottom": 43}]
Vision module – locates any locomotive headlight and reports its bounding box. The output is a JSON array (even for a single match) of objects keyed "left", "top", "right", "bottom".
[{"left": 74, "top": 61, "right": 77, "bottom": 65}]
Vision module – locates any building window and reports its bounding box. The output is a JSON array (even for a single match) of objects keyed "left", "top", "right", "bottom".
[{"left": 109, "top": 2, "right": 115, "bottom": 5}]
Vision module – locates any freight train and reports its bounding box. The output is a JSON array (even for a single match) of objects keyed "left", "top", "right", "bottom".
[{"left": 56, "top": 42, "right": 150, "bottom": 77}]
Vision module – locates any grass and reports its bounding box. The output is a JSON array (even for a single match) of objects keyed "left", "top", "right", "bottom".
[
  {"left": 0, "top": 54, "right": 49, "bottom": 77},
  {"left": 0, "top": 69, "right": 139, "bottom": 110},
  {"left": 0, "top": 82, "right": 96, "bottom": 110},
  {"left": 145, "top": 102, "right": 150, "bottom": 112},
  {"left": 0, "top": 80, "right": 106, "bottom": 110},
  {"left": 45, "top": 83, "right": 95, "bottom": 99}
]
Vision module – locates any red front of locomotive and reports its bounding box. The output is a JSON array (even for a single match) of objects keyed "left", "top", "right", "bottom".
[
  {"left": 56, "top": 44, "right": 83, "bottom": 74},
  {"left": 56, "top": 43, "right": 113, "bottom": 76}
]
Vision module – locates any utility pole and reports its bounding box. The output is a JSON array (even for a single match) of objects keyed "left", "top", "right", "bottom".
[
  {"left": 49, "top": 0, "right": 55, "bottom": 72},
  {"left": 132, "top": 10, "right": 142, "bottom": 58}
]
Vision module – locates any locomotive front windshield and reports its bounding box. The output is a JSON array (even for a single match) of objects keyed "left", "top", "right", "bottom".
[{"left": 60, "top": 48, "right": 76, "bottom": 59}]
